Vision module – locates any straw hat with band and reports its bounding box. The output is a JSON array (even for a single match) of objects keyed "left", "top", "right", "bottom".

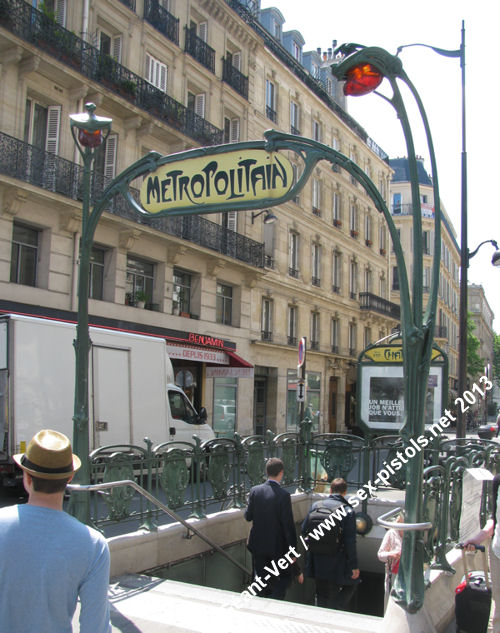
[{"left": 13, "top": 429, "right": 81, "bottom": 480}]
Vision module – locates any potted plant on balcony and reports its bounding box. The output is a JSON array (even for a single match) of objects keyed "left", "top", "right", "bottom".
[{"left": 135, "top": 290, "right": 149, "bottom": 309}]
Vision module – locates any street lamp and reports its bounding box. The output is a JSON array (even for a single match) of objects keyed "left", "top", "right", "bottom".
[
  {"left": 68, "top": 103, "right": 112, "bottom": 524},
  {"left": 331, "top": 44, "right": 443, "bottom": 613},
  {"left": 250, "top": 209, "right": 277, "bottom": 224}
]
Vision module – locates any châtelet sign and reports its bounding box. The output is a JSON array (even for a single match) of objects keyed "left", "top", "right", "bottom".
[{"left": 140, "top": 149, "right": 294, "bottom": 214}]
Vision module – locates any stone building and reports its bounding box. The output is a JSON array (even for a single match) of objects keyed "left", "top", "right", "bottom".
[{"left": 0, "top": 0, "right": 398, "bottom": 442}]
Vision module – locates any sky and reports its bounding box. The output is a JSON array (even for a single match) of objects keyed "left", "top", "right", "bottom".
[{"left": 260, "top": 0, "right": 500, "bottom": 331}]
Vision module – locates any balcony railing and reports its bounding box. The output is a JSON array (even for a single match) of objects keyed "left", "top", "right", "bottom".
[
  {"left": 290, "top": 125, "right": 300, "bottom": 136},
  {"left": 332, "top": 285, "right": 340, "bottom": 294},
  {"left": 331, "top": 345, "right": 339, "bottom": 354},
  {"left": 222, "top": 57, "right": 249, "bottom": 99},
  {"left": 0, "top": 132, "right": 264, "bottom": 269},
  {"left": 266, "top": 105, "right": 277, "bottom": 122},
  {"left": 144, "top": 0, "right": 179, "bottom": 45},
  {"left": 287, "top": 336, "right": 297, "bottom": 346},
  {"left": 311, "top": 277, "right": 321, "bottom": 287},
  {"left": 2, "top": 0, "right": 222, "bottom": 147},
  {"left": 261, "top": 330, "right": 273, "bottom": 342},
  {"left": 184, "top": 26, "right": 215, "bottom": 73},
  {"left": 288, "top": 267, "right": 299, "bottom": 278},
  {"left": 359, "top": 292, "right": 401, "bottom": 320},
  {"left": 310, "top": 341, "right": 319, "bottom": 350}
]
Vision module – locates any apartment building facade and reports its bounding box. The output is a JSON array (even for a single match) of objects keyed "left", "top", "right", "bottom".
[
  {"left": 0, "top": 0, "right": 398, "bottom": 439},
  {"left": 389, "top": 157, "right": 460, "bottom": 394}
]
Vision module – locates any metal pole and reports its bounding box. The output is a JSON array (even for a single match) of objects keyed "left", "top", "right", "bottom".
[{"left": 457, "top": 21, "right": 468, "bottom": 438}]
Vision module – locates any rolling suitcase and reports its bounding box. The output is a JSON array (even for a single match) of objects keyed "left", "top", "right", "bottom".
[{"left": 455, "top": 546, "right": 491, "bottom": 633}]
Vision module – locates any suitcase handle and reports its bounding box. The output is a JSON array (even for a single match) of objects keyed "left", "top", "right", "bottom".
[{"left": 456, "top": 544, "right": 491, "bottom": 591}]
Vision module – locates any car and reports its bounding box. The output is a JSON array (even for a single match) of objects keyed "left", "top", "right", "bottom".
[
  {"left": 214, "top": 404, "right": 236, "bottom": 437},
  {"left": 477, "top": 424, "right": 497, "bottom": 440}
]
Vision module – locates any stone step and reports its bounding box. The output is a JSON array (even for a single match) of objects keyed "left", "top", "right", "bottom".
[{"left": 95, "top": 574, "right": 383, "bottom": 633}]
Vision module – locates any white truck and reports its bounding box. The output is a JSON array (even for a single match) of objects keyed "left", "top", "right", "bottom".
[{"left": 0, "top": 313, "right": 215, "bottom": 486}]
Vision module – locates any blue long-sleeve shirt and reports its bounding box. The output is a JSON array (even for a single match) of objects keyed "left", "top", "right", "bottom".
[{"left": 0, "top": 504, "right": 111, "bottom": 633}]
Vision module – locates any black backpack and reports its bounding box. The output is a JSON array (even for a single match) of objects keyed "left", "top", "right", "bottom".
[{"left": 302, "top": 500, "right": 345, "bottom": 555}]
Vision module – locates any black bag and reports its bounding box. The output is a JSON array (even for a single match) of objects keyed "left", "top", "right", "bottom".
[
  {"left": 455, "top": 548, "right": 491, "bottom": 633},
  {"left": 302, "top": 500, "right": 344, "bottom": 555}
]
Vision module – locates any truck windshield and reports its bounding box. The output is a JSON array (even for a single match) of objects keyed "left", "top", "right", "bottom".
[{"left": 168, "top": 390, "right": 200, "bottom": 424}]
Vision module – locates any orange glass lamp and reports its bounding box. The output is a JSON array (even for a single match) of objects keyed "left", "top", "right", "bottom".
[{"left": 343, "top": 63, "right": 383, "bottom": 96}]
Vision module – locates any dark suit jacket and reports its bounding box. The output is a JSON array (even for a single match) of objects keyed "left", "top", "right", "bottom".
[
  {"left": 244, "top": 479, "right": 297, "bottom": 558},
  {"left": 302, "top": 494, "right": 358, "bottom": 584}
]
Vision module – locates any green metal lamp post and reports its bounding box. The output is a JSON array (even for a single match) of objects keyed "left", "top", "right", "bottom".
[
  {"left": 331, "top": 44, "right": 443, "bottom": 613},
  {"left": 68, "top": 103, "right": 112, "bottom": 524}
]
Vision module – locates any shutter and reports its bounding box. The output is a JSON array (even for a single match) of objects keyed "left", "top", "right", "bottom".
[
  {"left": 159, "top": 62, "right": 167, "bottom": 92},
  {"left": 232, "top": 51, "right": 241, "bottom": 70},
  {"left": 45, "top": 105, "right": 61, "bottom": 154},
  {"left": 146, "top": 53, "right": 153, "bottom": 83},
  {"left": 198, "top": 22, "right": 208, "bottom": 42},
  {"left": 195, "top": 93, "right": 205, "bottom": 118},
  {"left": 227, "top": 211, "right": 237, "bottom": 232},
  {"left": 112, "top": 35, "right": 122, "bottom": 63},
  {"left": 104, "top": 134, "right": 117, "bottom": 180},
  {"left": 55, "top": 0, "right": 66, "bottom": 26},
  {"left": 230, "top": 118, "right": 240, "bottom": 143}
]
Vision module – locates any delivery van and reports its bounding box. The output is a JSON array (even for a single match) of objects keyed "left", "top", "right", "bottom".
[{"left": 0, "top": 314, "right": 215, "bottom": 486}]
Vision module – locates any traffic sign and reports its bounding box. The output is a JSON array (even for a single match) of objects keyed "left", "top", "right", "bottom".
[
  {"left": 298, "top": 337, "right": 306, "bottom": 367},
  {"left": 297, "top": 380, "right": 305, "bottom": 402}
]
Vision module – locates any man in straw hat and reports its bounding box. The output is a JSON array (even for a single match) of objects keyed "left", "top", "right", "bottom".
[{"left": 0, "top": 429, "right": 111, "bottom": 633}]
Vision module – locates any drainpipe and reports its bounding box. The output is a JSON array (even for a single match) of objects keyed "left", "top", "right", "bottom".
[{"left": 81, "top": 0, "right": 90, "bottom": 42}]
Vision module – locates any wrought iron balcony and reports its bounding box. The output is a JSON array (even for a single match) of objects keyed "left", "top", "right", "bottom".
[
  {"left": 332, "top": 285, "right": 340, "bottom": 294},
  {"left": 331, "top": 345, "right": 339, "bottom": 354},
  {"left": 2, "top": 0, "right": 222, "bottom": 147},
  {"left": 222, "top": 57, "right": 249, "bottom": 99},
  {"left": 144, "top": 0, "right": 179, "bottom": 45},
  {"left": 184, "top": 26, "right": 215, "bottom": 73},
  {"left": 261, "top": 330, "right": 273, "bottom": 342},
  {"left": 310, "top": 341, "right": 319, "bottom": 350},
  {"left": 287, "top": 336, "right": 297, "bottom": 346},
  {"left": 290, "top": 125, "right": 300, "bottom": 136},
  {"left": 359, "top": 292, "right": 401, "bottom": 320},
  {"left": 311, "top": 277, "right": 321, "bottom": 287},
  {"left": 288, "top": 267, "right": 299, "bottom": 278},
  {"left": 0, "top": 132, "right": 264, "bottom": 269},
  {"left": 266, "top": 106, "right": 277, "bottom": 123}
]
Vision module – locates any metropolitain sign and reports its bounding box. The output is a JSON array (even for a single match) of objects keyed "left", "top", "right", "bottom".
[{"left": 140, "top": 149, "right": 294, "bottom": 214}]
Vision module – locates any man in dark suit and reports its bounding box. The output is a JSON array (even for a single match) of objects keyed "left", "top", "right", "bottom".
[
  {"left": 302, "top": 477, "right": 360, "bottom": 610},
  {"left": 244, "top": 457, "right": 298, "bottom": 599}
]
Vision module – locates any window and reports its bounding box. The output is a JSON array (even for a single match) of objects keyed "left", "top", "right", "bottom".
[
  {"left": 10, "top": 223, "right": 38, "bottom": 286},
  {"left": 364, "top": 267, "right": 372, "bottom": 293},
  {"left": 126, "top": 256, "right": 154, "bottom": 306},
  {"left": 392, "top": 192, "right": 402, "bottom": 214},
  {"left": 94, "top": 134, "right": 117, "bottom": 183},
  {"left": 24, "top": 99, "right": 60, "bottom": 153},
  {"left": 173, "top": 268, "right": 191, "bottom": 315},
  {"left": 216, "top": 283, "right": 232, "bottom": 325},
  {"left": 422, "top": 230, "right": 431, "bottom": 255},
  {"left": 364, "top": 326, "right": 372, "bottom": 348},
  {"left": 332, "top": 192, "right": 341, "bottom": 226},
  {"left": 379, "top": 176, "right": 386, "bottom": 200},
  {"left": 349, "top": 259, "right": 357, "bottom": 299},
  {"left": 273, "top": 19, "right": 281, "bottom": 39},
  {"left": 311, "top": 63, "right": 319, "bottom": 78},
  {"left": 331, "top": 318, "right": 339, "bottom": 353},
  {"left": 332, "top": 251, "right": 341, "bottom": 293},
  {"left": 261, "top": 298, "right": 273, "bottom": 341},
  {"left": 380, "top": 274, "right": 387, "bottom": 298},
  {"left": 168, "top": 390, "right": 199, "bottom": 424},
  {"left": 392, "top": 266, "right": 399, "bottom": 291},
  {"left": 146, "top": 54, "right": 167, "bottom": 92},
  {"left": 349, "top": 322, "right": 357, "bottom": 356},
  {"left": 423, "top": 266, "right": 431, "bottom": 292},
  {"left": 379, "top": 225, "right": 387, "bottom": 254},
  {"left": 34, "top": 0, "right": 66, "bottom": 26},
  {"left": 313, "top": 120, "right": 321, "bottom": 142},
  {"left": 349, "top": 202, "right": 358, "bottom": 236},
  {"left": 365, "top": 213, "right": 372, "bottom": 244},
  {"left": 288, "top": 305, "right": 297, "bottom": 345},
  {"left": 311, "top": 312, "right": 320, "bottom": 349},
  {"left": 290, "top": 101, "right": 300, "bottom": 135},
  {"left": 312, "top": 179, "right": 321, "bottom": 214},
  {"left": 292, "top": 164, "right": 300, "bottom": 204},
  {"left": 289, "top": 232, "right": 299, "bottom": 277},
  {"left": 187, "top": 91, "right": 206, "bottom": 118},
  {"left": 292, "top": 41, "right": 301, "bottom": 61},
  {"left": 223, "top": 117, "right": 240, "bottom": 143},
  {"left": 89, "top": 247, "right": 105, "bottom": 300},
  {"left": 312, "top": 243, "right": 321, "bottom": 286},
  {"left": 213, "top": 378, "right": 237, "bottom": 438},
  {"left": 263, "top": 221, "right": 275, "bottom": 268},
  {"left": 266, "top": 79, "right": 276, "bottom": 122},
  {"left": 99, "top": 30, "right": 122, "bottom": 63}
]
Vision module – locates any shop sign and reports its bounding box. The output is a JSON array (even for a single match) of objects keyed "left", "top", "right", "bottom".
[{"left": 165, "top": 344, "right": 227, "bottom": 364}]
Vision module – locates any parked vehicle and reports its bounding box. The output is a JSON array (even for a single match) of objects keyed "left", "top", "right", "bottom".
[
  {"left": 214, "top": 403, "right": 236, "bottom": 437},
  {"left": 477, "top": 424, "right": 497, "bottom": 440},
  {"left": 0, "top": 314, "right": 214, "bottom": 486}
]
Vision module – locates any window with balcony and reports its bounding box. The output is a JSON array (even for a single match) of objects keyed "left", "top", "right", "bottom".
[
  {"left": 261, "top": 298, "right": 273, "bottom": 341},
  {"left": 187, "top": 91, "right": 206, "bottom": 118},
  {"left": 392, "top": 266, "right": 400, "bottom": 291},
  {"left": 173, "top": 268, "right": 192, "bottom": 315},
  {"left": 33, "top": 0, "right": 66, "bottom": 26},
  {"left": 364, "top": 326, "right": 372, "bottom": 348},
  {"left": 365, "top": 213, "right": 372, "bottom": 246},
  {"left": 311, "top": 312, "right": 320, "bottom": 350},
  {"left": 126, "top": 256, "right": 154, "bottom": 307},
  {"left": 94, "top": 134, "right": 117, "bottom": 185},
  {"left": 289, "top": 232, "right": 299, "bottom": 278},
  {"left": 313, "top": 120, "right": 322, "bottom": 142},
  {"left": 98, "top": 29, "right": 122, "bottom": 63},
  {"left": 288, "top": 305, "right": 297, "bottom": 346},
  {"left": 349, "top": 322, "right": 357, "bottom": 357},
  {"left": 312, "top": 243, "right": 321, "bottom": 286},
  {"left": 364, "top": 267, "right": 372, "bottom": 293},
  {"left": 349, "top": 203, "right": 358, "bottom": 237},
  {"left": 422, "top": 230, "right": 431, "bottom": 255},
  {"left": 24, "top": 98, "right": 61, "bottom": 189},
  {"left": 290, "top": 101, "right": 300, "bottom": 135},
  {"left": 216, "top": 282, "right": 233, "bottom": 325},
  {"left": 331, "top": 317, "right": 339, "bottom": 353},
  {"left": 146, "top": 53, "right": 167, "bottom": 92},
  {"left": 392, "top": 192, "right": 402, "bottom": 214},
  {"left": 379, "top": 225, "right": 387, "bottom": 255},
  {"left": 266, "top": 79, "right": 276, "bottom": 122},
  {"left": 10, "top": 223, "right": 39, "bottom": 287}
]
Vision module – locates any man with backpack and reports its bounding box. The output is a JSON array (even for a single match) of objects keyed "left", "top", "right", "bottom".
[{"left": 302, "top": 477, "right": 360, "bottom": 610}]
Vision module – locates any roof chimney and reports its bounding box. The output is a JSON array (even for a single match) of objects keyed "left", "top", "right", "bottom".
[{"left": 317, "top": 47, "right": 322, "bottom": 55}]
